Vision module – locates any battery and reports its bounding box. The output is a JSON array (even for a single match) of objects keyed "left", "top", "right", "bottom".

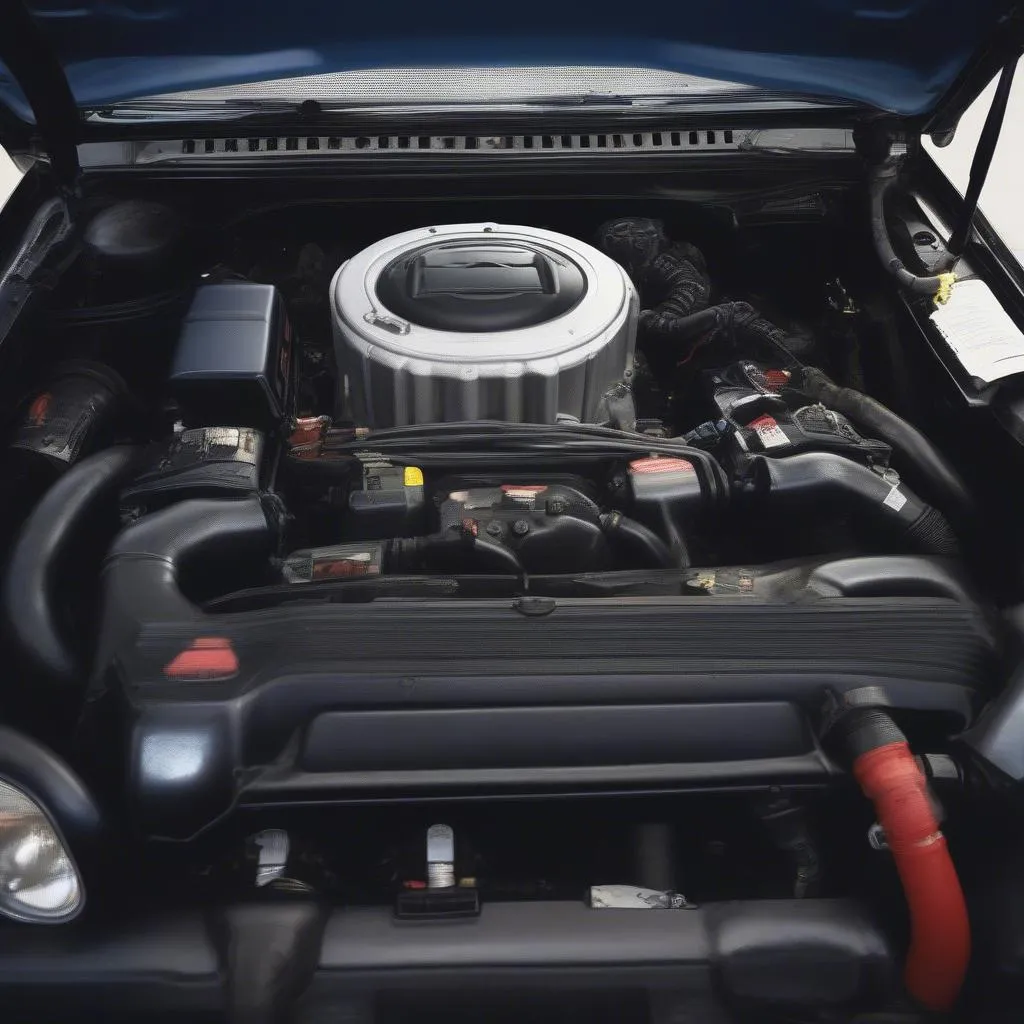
[{"left": 169, "top": 283, "right": 292, "bottom": 430}]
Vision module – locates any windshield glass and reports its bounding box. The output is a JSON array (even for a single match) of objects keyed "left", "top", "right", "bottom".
[{"left": 121, "top": 67, "right": 763, "bottom": 109}]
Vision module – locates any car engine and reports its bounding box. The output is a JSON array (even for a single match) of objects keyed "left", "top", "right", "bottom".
[
  {"left": 0, "top": 196, "right": 1008, "bottom": 1023},
  {"left": 8, "top": 209, "right": 960, "bottom": 596}
]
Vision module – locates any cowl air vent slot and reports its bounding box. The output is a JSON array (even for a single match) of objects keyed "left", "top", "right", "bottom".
[{"left": 177, "top": 130, "right": 740, "bottom": 157}]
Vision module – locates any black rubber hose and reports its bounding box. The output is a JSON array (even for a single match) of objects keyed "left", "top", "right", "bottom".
[
  {"left": 600, "top": 511, "right": 676, "bottom": 568},
  {"left": 595, "top": 218, "right": 804, "bottom": 365},
  {"left": 3, "top": 445, "right": 142, "bottom": 686},
  {"left": 461, "top": 533, "right": 524, "bottom": 575},
  {"left": 107, "top": 494, "right": 274, "bottom": 569},
  {"left": 597, "top": 218, "right": 713, "bottom": 342},
  {"left": 389, "top": 532, "right": 524, "bottom": 576},
  {"left": 92, "top": 496, "right": 278, "bottom": 687},
  {"left": 801, "top": 367, "right": 975, "bottom": 525},
  {"left": 637, "top": 245, "right": 712, "bottom": 329},
  {"left": 870, "top": 162, "right": 949, "bottom": 298},
  {"left": 828, "top": 706, "right": 908, "bottom": 763},
  {"left": 646, "top": 301, "right": 801, "bottom": 367},
  {"left": 745, "top": 451, "right": 959, "bottom": 556},
  {"left": 597, "top": 217, "right": 712, "bottom": 321}
]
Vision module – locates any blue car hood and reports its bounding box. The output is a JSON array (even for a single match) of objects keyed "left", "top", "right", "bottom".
[{"left": 0, "top": 0, "right": 1020, "bottom": 119}]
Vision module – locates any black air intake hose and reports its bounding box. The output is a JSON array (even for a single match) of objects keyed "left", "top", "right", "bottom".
[
  {"left": 800, "top": 367, "right": 975, "bottom": 526},
  {"left": 600, "top": 511, "right": 677, "bottom": 568},
  {"left": 9, "top": 362, "right": 131, "bottom": 485},
  {"left": 387, "top": 531, "right": 525, "bottom": 576},
  {"left": 96, "top": 497, "right": 277, "bottom": 668},
  {"left": 743, "top": 451, "right": 959, "bottom": 556},
  {"left": 4, "top": 445, "right": 143, "bottom": 686}
]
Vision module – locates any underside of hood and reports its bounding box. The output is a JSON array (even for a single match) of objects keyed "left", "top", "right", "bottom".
[{"left": 0, "top": 0, "right": 1021, "bottom": 122}]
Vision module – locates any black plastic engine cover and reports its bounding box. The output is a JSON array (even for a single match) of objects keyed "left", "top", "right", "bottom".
[{"left": 86, "top": 481, "right": 995, "bottom": 839}]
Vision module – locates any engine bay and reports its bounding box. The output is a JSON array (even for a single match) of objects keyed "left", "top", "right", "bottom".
[
  {"left": 1, "top": 180, "right": 1021, "bottom": 1023},
  {"left": 2, "top": 199, "right": 988, "bottom": 600},
  {"left": 7, "top": 0, "right": 1024, "bottom": 1010}
]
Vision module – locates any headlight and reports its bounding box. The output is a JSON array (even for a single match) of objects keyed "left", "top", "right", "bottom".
[{"left": 0, "top": 778, "right": 83, "bottom": 923}]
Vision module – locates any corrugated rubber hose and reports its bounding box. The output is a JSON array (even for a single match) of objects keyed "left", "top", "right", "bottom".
[
  {"left": 800, "top": 366, "right": 975, "bottom": 527},
  {"left": 746, "top": 450, "right": 959, "bottom": 557},
  {"left": 836, "top": 708, "right": 970, "bottom": 1011},
  {"left": 596, "top": 218, "right": 805, "bottom": 364}
]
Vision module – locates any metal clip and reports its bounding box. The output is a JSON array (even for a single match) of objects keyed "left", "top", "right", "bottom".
[
  {"left": 867, "top": 823, "right": 889, "bottom": 851},
  {"left": 253, "top": 829, "right": 290, "bottom": 887},
  {"left": 426, "top": 824, "right": 456, "bottom": 889},
  {"left": 364, "top": 310, "right": 410, "bottom": 335}
]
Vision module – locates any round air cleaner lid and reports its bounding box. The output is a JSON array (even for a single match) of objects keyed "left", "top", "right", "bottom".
[
  {"left": 375, "top": 239, "right": 587, "bottom": 332},
  {"left": 330, "top": 223, "right": 638, "bottom": 426}
]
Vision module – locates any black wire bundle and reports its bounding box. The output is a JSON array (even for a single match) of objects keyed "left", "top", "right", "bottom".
[
  {"left": 596, "top": 217, "right": 801, "bottom": 366},
  {"left": 310, "top": 419, "right": 729, "bottom": 507}
]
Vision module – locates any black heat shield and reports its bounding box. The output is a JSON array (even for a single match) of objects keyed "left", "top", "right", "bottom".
[{"left": 82, "top": 489, "right": 998, "bottom": 840}]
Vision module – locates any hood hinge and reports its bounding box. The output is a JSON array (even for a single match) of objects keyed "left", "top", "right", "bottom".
[{"left": 0, "top": 0, "right": 81, "bottom": 193}]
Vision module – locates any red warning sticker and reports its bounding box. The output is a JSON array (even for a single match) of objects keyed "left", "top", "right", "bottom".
[
  {"left": 762, "top": 369, "right": 792, "bottom": 390},
  {"left": 749, "top": 415, "right": 789, "bottom": 450},
  {"left": 628, "top": 457, "right": 695, "bottom": 474}
]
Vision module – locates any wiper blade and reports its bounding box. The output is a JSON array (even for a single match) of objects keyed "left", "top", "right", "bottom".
[
  {"left": 88, "top": 98, "right": 327, "bottom": 124},
  {"left": 92, "top": 86, "right": 848, "bottom": 124}
]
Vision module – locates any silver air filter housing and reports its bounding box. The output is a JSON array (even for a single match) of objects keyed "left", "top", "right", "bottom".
[{"left": 330, "top": 223, "right": 637, "bottom": 427}]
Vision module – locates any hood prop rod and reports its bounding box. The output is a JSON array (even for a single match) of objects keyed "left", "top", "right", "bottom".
[{"left": 947, "top": 57, "right": 1017, "bottom": 258}]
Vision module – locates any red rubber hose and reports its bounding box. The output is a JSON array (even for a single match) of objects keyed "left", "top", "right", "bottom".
[{"left": 854, "top": 741, "right": 970, "bottom": 1011}]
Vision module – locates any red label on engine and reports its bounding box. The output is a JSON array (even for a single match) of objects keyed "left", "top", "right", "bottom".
[
  {"left": 749, "top": 415, "right": 789, "bottom": 450},
  {"left": 311, "top": 558, "right": 380, "bottom": 579},
  {"left": 762, "top": 369, "right": 791, "bottom": 390},
  {"left": 628, "top": 457, "right": 695, "bottom": 475}
]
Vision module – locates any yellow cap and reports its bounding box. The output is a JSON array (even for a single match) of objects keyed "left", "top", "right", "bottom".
[
  {"left": 933, "top": 272, "right": 956, "bottom": 306},
  {"left": 403, "top": 466, "right": 424, "bottom": 487}
]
